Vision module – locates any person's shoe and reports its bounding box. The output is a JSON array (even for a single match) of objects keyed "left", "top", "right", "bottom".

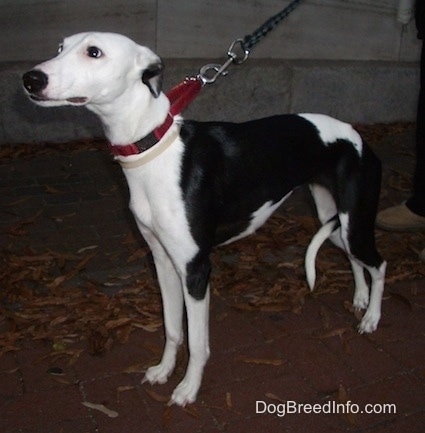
[{"left": 376, "top": 203, "right": 425, "bottom": 232}]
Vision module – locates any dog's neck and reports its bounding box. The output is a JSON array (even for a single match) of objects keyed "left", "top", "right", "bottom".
[{"left": 87, "top": 91, "right": 171, "bottom": 145}]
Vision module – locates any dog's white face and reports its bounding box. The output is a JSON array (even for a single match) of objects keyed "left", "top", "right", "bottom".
[{"left": 23, "top": 32, "right": 163, "bottom": 108}]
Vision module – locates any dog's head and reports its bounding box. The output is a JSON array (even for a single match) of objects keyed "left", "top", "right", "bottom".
[{"left": 22, "top": 32, "right": 164, "bottom": 108}]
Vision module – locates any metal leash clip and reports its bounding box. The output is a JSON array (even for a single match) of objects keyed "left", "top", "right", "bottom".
[
  {"left": 198, "top": 38, "right": 250, "bottom": 85},
  {"left": 196, "top": 0, "right": 303, "bottom": 85}
]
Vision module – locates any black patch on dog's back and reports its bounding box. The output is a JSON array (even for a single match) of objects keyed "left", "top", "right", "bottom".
[{"left": 179, "top": 115, "right": 328, "bottom": 248}]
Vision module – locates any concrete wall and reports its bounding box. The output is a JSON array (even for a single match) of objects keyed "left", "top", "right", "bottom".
[
  {"left": 0, "top": 0, "right": 422, "bottom": 144},
  {"left": 0, "top": 0, "right": 420, "bottom": 61}
]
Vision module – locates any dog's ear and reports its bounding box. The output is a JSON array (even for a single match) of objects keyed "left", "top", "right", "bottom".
[
  {"left": 142, "top": 62, "right": 164, "bottom": 98},
  {"left": 136, "top": 45, "right": 164, "bottom": 98}
]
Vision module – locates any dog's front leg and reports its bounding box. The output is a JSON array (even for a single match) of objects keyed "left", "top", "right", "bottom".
[
  {"left": 169, "top": 284, "right": 210, "bottom": 407},
  {"left": 168, "top": 255, "right": 211, "bottom": 407},
  {"left": 141, "top": 229, "right": 185, "bottom": 385}
]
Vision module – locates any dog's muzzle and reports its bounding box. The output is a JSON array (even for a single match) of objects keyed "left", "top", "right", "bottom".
[{"left": 22, "top": 69, "right": 88, "bottom": 105}]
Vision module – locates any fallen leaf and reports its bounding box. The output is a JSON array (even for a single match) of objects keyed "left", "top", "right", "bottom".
[
  {"left": 226, "top": 392, "right": 232, "bottom": 409},
  {"left": 105, "top": 317, "right": 132, "bottom": 330},
  {"left": 144, "top": 388, "right": 169, "bottom": 403},
  {"left": 1, "top": 367, "right": 20, "bottom": 374},
  {"left": 163, "top": 405, "right": 172, "bottom": 428},
  {"left": 337, "top": 384, "right": 359, "bottom": 426},
  {"left": 183, "top": 405, "right": 200, "bottom": 418},
  {"left": 237, "top": 357, "right": 286, "bottom": 366},
  {"left": 50, "top": 316, "right": 69, "bottom": 327},
  {"left": 315, "top": 327, "right": 349, "bottom": 339},
  {"left": 116, "top": 385, "right": 135, "bottom": 401},
  {"left": 5, "top": 197, "right": 31, "bottom": 206},
  {"left": 44, "top": 185, "right": 65, "bottom": 194},
  {"left": 319, "top": 306, "right": 332, "bottom": 330},
  {"left": 123, "top": 363, "right": 148, "bottom": 374},
  {"left": 52, "top": 212, "right": 76, "bottom": 222},
  {"left": 265, "top": 392, "right": 285, "bottom": 403},
  {"left": 49, "top": 375, "right": 78, "bottom": 385},
  {"left": 116, "top": 324, "right": 133, "bottom": 343},
  {"left": 82, "top": 401, "right": 119, "bottom": 418},
  {"left": 76, "top": 245, "right": 98, "bottom": 254},
  {"left": 132, "top": 323, "right": 161, "bottom": 332}
]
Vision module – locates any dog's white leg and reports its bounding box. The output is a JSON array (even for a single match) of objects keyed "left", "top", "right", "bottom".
[
  {"left": 140, "top": 230, "right": 184, "bottom": 385},
  {"left": 350, "top": 260, "right": 370, "bottom": 310},
  {"left": 310, "top": 184, "right": 337, "bottom": 223},
  {"left": 310, "top": 183, "right": 383, "bottom": 329},
  {"left": 169, "top": 284, "right": 210, "bottom": 407},
  {"left": 358, "top": 261, "right": 386, "bottom": 333}
]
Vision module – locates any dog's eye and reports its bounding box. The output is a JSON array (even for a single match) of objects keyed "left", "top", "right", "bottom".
[
  {"left": 87, "top": 46, "right": 103, "bottom": 58},
  {"left": 58, "top": 43, "right": 64, "bottom": 54}
]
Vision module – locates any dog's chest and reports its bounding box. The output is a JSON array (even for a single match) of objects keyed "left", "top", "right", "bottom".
[
  {"left": 121, "top": 142, "right": 198, "bottom": 261},
  {"left": 123, "top": 153, "right": 183, "bottom": 225}
]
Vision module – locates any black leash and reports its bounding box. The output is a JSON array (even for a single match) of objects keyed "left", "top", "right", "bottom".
[
  {"left": 242, "top": 0, "right": 304, "bottom": 52},
  {"left": 198, "top": 0, "right": 304, "bottom": 84}
]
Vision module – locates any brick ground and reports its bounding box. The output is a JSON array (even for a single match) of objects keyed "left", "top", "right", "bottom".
[{"left": 1, "top": 125, "right": 425, "bottom": 432}]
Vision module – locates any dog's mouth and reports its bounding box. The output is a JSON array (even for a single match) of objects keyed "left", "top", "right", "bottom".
[{"left": 29, "top": 95, "right": 88, "bottom": 105}]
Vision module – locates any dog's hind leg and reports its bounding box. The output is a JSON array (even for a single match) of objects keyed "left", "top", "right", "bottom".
[
  {"left": 328, "top": 143, "right": 386, "bottom": 333},
  {"left": 359, "top": 261, "right": 386, "bottom": 333},
  {"left": 339, "top": 212, "right": 387, "bottom": 333},
  {"left": 350, "top": 260, "right": 370, "bottom": 310},
  {"left": 309, "top": 183, "right": 381, "bottom": 328},
  {"left": 140, "top": 229, "right": 185, "bottom": 386}
]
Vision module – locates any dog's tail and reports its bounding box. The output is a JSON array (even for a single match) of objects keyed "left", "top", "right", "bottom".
[{"left": 305, "top": 216, "right": 340, "bottom": 290}]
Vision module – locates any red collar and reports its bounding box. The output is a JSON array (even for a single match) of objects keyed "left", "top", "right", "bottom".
[{"left": 109, "top": 77, "right": 202, "bottom": 157}]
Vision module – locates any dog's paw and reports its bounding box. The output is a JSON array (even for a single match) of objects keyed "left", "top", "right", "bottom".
[
  {"left": 353, "top": 291, "right": 369, "bottom": 311},
  {"left": 142, "top": 363, "right": 173, "bottom": 385},
  {"left": 168, "top": 378, "right": 200, "bottom": 407},
  {"left": 358, "top": 310, "right": 380, "bottom": 334}
]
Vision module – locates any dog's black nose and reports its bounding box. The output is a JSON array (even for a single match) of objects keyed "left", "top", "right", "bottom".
[{"left": 23, "top": 70, "right": 48, "bottom": 93}]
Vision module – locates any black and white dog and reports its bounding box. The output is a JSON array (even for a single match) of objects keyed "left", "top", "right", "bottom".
[{"left": 23, "top": 32, "right": 386, "bottom": 406}]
